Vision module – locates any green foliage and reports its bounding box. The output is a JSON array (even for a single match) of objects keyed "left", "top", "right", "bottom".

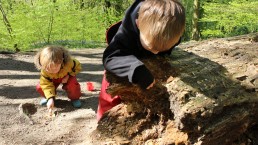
[
  {"left": 201, "top": 0, "right": 258, "bottom": 38},
  {"left": 0, "top": 0, "right": 257, "bottom": 51},
  {"left": 0, "top": 0, "right": 132, "bottom": 51}
]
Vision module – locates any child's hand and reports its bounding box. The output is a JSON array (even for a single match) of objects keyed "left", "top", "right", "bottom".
[
  {"left": 62, "top": 75, "right": 69, "bottom": 84},
  {"left": 146, "top": 79, "right": 155, "bottom": 89},
  {"left": 47, "top": 98, "right": 54, "bottom": 116}
]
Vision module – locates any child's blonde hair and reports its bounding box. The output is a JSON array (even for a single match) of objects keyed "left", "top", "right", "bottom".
[
  {"left": 34, "top": 45, "right": 71, "bottom": 70},
  {"left": 138, "top": 0, "right": 185, "bottom": 51}
]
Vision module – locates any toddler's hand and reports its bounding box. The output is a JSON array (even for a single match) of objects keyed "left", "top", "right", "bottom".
[
  {"left": 146, "top": 79, "right": 155, "bottom": 89},
  {"left": 47, "top": 98, "right": 54, "bottom": 116},
  {"left": 62, "top": 75, "right": 69, "bottom": 84}
]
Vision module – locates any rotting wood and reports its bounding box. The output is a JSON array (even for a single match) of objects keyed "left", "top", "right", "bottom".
[{"left": 94, "top": 33, "right": 258, "bottom": 145}]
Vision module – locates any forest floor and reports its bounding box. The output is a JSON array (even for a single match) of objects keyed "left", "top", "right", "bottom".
[
  {"left": 0, "top": 33, "right": 257, "bottom": 145},
  {"left": 0, "top": 48, "right": 104, "bottom": 145}
]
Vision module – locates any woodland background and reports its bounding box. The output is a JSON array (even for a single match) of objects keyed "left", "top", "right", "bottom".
[{"left": 0, "top": 0, "right": 257, "bottom": 52}]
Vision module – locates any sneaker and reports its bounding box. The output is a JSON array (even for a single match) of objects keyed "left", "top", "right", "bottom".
[
  {"left": 40, "top": 98, "right": 48, "bottom": 106},
  {"left": 72, "top": 100, "right": 81, "bottom": 108}
]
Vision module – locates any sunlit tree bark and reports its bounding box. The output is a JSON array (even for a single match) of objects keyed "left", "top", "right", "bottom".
[{"left": 192, "top": 0, "right": 200, "bottom": 40}]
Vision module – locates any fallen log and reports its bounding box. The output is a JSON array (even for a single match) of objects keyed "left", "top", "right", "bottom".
[{"left": 93, "top": 33, "right": 258, "bottom": 145}]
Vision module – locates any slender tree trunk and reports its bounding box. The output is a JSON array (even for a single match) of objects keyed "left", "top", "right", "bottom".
[
  {"left": 192, "top": 0, "right": 200, "bottom": 40},
  {"left": 0, "top": 2, "right": 19, "bottom": 51},
  {"left": 0, "top": 3, "right": 13, "bottom": 38},
  {"left": 47, "top": 11, "right": 54, "bottom": 43}
]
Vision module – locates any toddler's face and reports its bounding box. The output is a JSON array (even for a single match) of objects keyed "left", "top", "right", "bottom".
[{"left": 45, "top": 63, "right": 61, "bottom": 74}]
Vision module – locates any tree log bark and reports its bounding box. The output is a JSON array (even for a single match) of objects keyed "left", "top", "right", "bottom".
[{"left": 94, "top": 33, "right": 258, "bottom": 145}]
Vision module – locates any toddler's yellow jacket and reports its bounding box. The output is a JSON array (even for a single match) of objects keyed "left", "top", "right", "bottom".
[{"left": 39, "top": 58, "right": 81, "bottom": 99}]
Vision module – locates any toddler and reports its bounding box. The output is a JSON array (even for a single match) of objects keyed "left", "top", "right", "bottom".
[{"left": 34, "top": 45, "right": 82, "bottom": 114}]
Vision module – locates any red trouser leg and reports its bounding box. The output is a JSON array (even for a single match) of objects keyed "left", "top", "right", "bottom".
[
  {"left": 97, "top": 72, "right": 121, "bottom": 121},
  {"left": 62, "top": 76, "right": 81, "bottom": 101},
  {"left": 36, "top": 78, "right": 61, "bottom": 98},
  {"left": 36, "top": 84, "right": 45, "bottom": 97}
]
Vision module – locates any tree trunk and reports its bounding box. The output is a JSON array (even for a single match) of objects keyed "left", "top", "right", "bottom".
[
  {"left": 0, "top": 3, "right": 19, "bottom": 52},
  {"left": 192, "top": 0, "right": 200, "bottom": 40},
  {"left": 47, "top": 2, "right": 55, "bottom": 44},
  {"left": 93, "top": 33, "right": 258, "bottom": 145}
]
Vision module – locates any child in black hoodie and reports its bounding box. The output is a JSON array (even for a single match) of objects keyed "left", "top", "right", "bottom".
[{"left": 97, "top": 0, "right": 185, "bottom": 121}]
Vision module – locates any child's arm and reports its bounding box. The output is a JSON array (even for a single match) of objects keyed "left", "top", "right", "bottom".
[
  {"left": 40, "top": 74, "right": 56, "bottom": 115},
  {"left": 39, "top": 74, "right": 56, "bottom": 100},
  {"left": 103, "top": 53, "right": 154, "bottom": 89},
  {"left": 47, "top": 98, "right": 54, "bottom": 115}
]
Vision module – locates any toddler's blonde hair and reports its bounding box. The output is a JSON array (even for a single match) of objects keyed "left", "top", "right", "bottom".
[
  {"left": 34, "top": 45, "right": 71, "bottom": 70},
  {"left": 138, "top": 0, "right": 185, "bottom": 51}
]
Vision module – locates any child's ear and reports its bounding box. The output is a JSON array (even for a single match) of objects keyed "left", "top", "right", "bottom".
[{"left": 135, "top": 19, "right": 139, "bottom": 27}]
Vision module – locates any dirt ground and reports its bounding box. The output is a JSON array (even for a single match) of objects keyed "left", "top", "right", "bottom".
[{"left": 0, "top": 48, "right": 105, "bottom": 145}]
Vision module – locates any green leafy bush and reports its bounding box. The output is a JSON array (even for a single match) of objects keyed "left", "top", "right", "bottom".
[
  {"left": 201, "top": 0, "right": 258, "bottom": 38},
  {"left": 0, "top": 0, "right": 130, "bottom": 51}
]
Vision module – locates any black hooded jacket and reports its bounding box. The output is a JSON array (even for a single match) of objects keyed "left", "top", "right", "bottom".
[{"left": 103, "top": 0, "right": 180, "bottom": 89}]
